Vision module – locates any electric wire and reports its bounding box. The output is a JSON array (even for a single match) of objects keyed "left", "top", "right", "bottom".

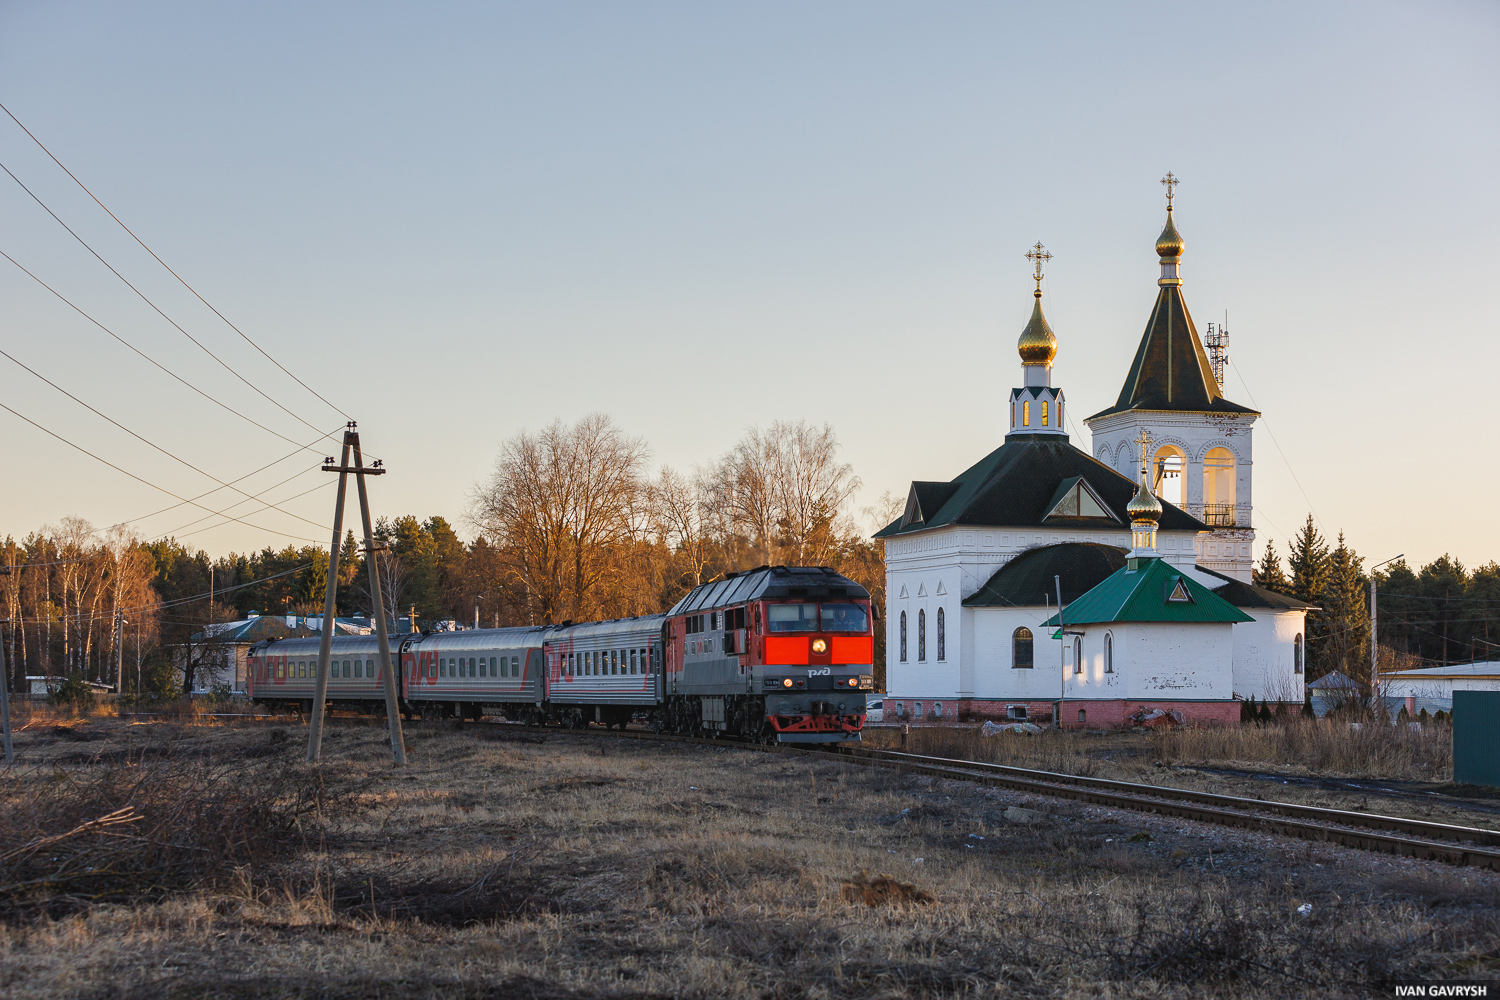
[
  {"left": 0, "top": 159, "right": 342, "bottom": 446},
  {"left": 0, "top": 249, "right": 334, "bottom": 459},
  {"left": 0, "top": 101, "right": 351, "bottom": 423},
  {"left": 165, "top": 477, "right": 336, "bottom": 543},
  {"left": 0, "top": 399, "right": 322, "bottom": 543},
  {"left": 106, "top": 433, "right": 332, "bottom": 535},
  {"left": 0, "top": 346, "right": 330, "bottom": 531},
  {"left": 1230, "top": 363, "right": 1324, "bottom": 537}
]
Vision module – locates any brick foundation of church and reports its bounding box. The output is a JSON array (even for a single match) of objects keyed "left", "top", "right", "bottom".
[{"left": 881, "top": 698, "right": 1241, "bottom": 728}]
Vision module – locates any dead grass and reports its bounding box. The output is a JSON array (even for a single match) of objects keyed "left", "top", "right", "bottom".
[
  {"left": 1152, "top": 716, "right": 1453, "bottom": 781},
  {"left": 0, "top": 717, "right": 1495, "bottom": 998}
]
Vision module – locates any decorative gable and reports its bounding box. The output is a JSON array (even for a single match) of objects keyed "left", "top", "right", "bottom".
[
  {"left": 935, "top": 580, "right": 947, "bottom": 596},
  {"left": 901, "top": 481, "right": 962, "bottom": 529},
  {"left": 898, "top": 584, "right": 909, "bottom": 599},
  {"left": 1042, "top": 477, "right": 1118, "bottom": 523},
  {"left": 917, "top": 582, "right": 927, "bottom": 598},
  {"left": 1166, "top": 578, "right": 1193, "bottom": 603}
]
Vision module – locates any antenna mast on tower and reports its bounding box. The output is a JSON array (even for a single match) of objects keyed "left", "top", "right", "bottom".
[{"left": 1205, "top": 311, "right": 1230, "bottom": 388}]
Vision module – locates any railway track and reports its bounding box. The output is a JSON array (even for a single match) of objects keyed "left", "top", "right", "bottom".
[{"left": 480, "top": 722, "right": 1500, "bottom": 871}]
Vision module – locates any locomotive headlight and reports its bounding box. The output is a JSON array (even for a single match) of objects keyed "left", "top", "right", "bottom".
[
  {"left": 783, "top": 678, "right": 794, "bottom": 688},
  {"left": 811, "top": 638, "right": 828, "bottom": 654}
]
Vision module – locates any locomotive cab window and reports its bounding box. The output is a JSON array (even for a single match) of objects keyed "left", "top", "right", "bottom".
[
  {"left": 820, "top": 604, "right": 869, "bottom": 632},
  {"left": 768, "top": 604, "right": 819, "bottom": 632}
]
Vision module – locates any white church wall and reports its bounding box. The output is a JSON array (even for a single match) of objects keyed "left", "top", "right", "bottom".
[
  {"left": 1231, "top": 609, "right": 1307, "bottom": 704},
  {"left": 1116, "top": 622, "right": 1235, "bottom": 701},
  {"left": 971, "top": 607, "right": 1061, "bottom": 702}
]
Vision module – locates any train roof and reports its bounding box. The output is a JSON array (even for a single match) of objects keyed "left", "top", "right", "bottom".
[
  {"left": 548, "top": 614, "right": 667, "bottom": 641},
  {"left": 667, "top": 566, "right": 869, "bottom": 616},
  {"left": 412, "top": 626, "right": 553, "bottom": 651}
]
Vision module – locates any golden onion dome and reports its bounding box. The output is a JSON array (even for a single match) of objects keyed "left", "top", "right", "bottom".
[
  {"left": 1126, "top": 477, "right": 1163, "bottom": 524},
  {"left": 1017, "top": 291, "right": 1058, "bottom": 365},
  {"left": 1155, "top": 208, "right": 1184, "bottom": 259}
]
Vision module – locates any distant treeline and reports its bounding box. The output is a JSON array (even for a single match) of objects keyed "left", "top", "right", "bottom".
[
  {"left": 2, "top": 416, "right": 889, "bottom": 696},
  {"left": 1254, "top": 516, "right": 1500, "bottom": 691}
]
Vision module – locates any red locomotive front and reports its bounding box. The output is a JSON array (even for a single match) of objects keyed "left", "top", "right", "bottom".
[{"left": 664, "top": 566, "right": 873, "bottom": 742}]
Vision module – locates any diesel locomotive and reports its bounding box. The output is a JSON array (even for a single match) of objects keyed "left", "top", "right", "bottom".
[{"left": 245, "top": 565, "right": 874, "bottom": 743}]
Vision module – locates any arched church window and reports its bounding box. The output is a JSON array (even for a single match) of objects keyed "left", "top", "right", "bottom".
[
  {"left": 1073, "top": 637, "right": 1082, "bottom": 675},
  {"left": 1012, "top": 627, "right": 1033, "bottom": 668},
  {"left": 1104, "top": 632, "right": 1114, "bottom": 673},
  {"left": 1153, "top": 445, "right": 1186, "bottom": 506},
  {"left": 1022, "top": 401, "right": 1030, "bottom": 426},
  {"left": 1040, "top": 400, "right": 1049, "bottom": 426},
  {"left": 899, "top": 611, "right": 908, "bottom": 662},
  {"left": 936, "top": 607, "right": 945, "bottom": 661},
  {"left": 1294, "top": 633, "right": 1303, "bottom": 675},
  {"left": 917, "top": 609, "right": 927, "bottom": 662},
  {"left": 1203, "top": 447, "right": 1237, "bottom": 525}
]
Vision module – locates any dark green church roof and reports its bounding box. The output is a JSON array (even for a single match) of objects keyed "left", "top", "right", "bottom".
[
  {"left": 1087, "top": 284, "right": 1258, "bottom": 420},
  {"left": 874, "top": 434, "right": 1207, "bottom": 539},
  {"left": 1042, "top": 555, "right": 1254, "bottom": 626},
  {"left": 964, "top": 542, "right": 1128, "bottom": 608}
]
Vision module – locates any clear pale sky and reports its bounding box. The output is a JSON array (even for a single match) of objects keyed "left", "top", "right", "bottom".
[{"left": 0, "top": 2, "right": 1495, "bottom": 570}]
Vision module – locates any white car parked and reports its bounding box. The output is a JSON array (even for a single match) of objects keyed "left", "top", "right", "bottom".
[{"left": 865, "top": 697, "right": 884, "bottom": 723}]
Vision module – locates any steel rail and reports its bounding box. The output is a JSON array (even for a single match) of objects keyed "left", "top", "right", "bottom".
[{"left": 841, "top": 746, "right": 1500, "bottom": 848}]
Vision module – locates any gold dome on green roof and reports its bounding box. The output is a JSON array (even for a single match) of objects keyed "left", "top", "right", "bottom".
[
  {"left": 1155, "top": 207, "right": 1184, "bottom": 259},
  {"left": 1126, "top": 477, "right": 1163, "bottom": 525},
  {"left": 1017, "top": 290, "right": 1058, "bottom": 365}
]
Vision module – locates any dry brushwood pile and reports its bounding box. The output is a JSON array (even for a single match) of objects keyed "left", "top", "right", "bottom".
[{"left": 0, "top": 716, "right": 1497, "bottom": 999}]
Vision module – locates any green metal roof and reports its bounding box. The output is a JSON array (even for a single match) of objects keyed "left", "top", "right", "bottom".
[{"left": 1042, "top": 555, "right": 1254, "bottom": 627}]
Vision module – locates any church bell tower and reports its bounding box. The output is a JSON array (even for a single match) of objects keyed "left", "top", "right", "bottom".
[{"left": 1084, "top": 176, "right": 1260, "bottom": 582}]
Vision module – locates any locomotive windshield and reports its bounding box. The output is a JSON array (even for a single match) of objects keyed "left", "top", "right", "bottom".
[
  {"left": 767, "top": 604, "right": 819, "bottom": 632},
  {"left": 819, "top": 603, "right": 869, "bottom": 632},
  {"left": 766, "top": 602, "right": 868, "bottom": 633}
]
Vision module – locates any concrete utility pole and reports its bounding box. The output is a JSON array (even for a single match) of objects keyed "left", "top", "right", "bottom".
[
  {"left": 1370, "top": 554, "right": 1404, "bottom": 713},
  {"left": 307, "top": 422, "right": 404, "bottom": 764},
  {"left": 307, "top": 430, "right": 352, "bottom": 762},
  {"left": 1055, "top": 575, "right": 1066, "bottom": 729}
]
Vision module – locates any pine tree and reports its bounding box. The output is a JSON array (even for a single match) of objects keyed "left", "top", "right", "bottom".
[
  {"left": 1286, "top": 515, "right": 1330, "bottom": 675},
  {"left": 1253, "top": 542, "right": 1291, "bottom": 593},
  {"left": 1321, "top": 533, "right": 1371, "bottom": 693},
  {"left": 1286, "top": 515, "right": 1328, "bottom": 607}
]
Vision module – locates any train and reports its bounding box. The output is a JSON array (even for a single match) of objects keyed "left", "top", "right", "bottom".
[{"left": 246, "top": 565, "right": 875, "bottom": 743}]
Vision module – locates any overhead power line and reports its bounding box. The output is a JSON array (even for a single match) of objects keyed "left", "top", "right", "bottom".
[
  {"left": 0, "top": 101, "right": 352, "bottom": 424},
  {"left": 0, "top": 158, "right": 341, "bottom": 447},
  {"left": 0, "top": 398, "right": 322, "bottom": 543},
  {"left": 0, "top": 346, "right": 329, "bottom": 531},
  {"left": 0, "top": 248, "right": 331, "bottom": 458}
]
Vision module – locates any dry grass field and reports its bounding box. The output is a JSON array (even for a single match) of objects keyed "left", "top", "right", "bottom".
[{"left": 2, "top": 714, "right": 1498, "bottom": 999}]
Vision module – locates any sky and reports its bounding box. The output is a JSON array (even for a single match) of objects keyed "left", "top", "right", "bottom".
[{"left": 0, "top": 1, "right": 1496, "bottom": 571}]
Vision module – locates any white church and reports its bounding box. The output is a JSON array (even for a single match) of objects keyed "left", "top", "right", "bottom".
[{"left": 875, "top": 180, "right": 1311, "bottom": 727}]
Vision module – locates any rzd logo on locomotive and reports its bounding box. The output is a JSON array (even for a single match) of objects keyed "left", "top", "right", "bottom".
[{"left": 808, "top": 667, "right": 831, "bottom": 676}]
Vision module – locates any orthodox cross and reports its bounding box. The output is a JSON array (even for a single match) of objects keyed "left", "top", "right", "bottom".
[
  {"left": 1160, "top": 171, "right": 1178, "bottom": 207},
  {"left": 1026, "top": 241, "right": 1051, "bottom": 290},
  {"left": 1134, "top": 430, "right": 1155, "bottom": 484}
]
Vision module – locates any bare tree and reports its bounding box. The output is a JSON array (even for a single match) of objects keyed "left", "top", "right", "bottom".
[
  {"left": 702, "top": 421, "right": 860, "bottom": 567},
  {"left": 772, "top": 421, "right": 861, "bottom": 565},
  {"left": 468, "top": 414, "right": 647, "bottom": 624},
  {"left": 650, "top": 465, "right": 713, "bottom": 587}
]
